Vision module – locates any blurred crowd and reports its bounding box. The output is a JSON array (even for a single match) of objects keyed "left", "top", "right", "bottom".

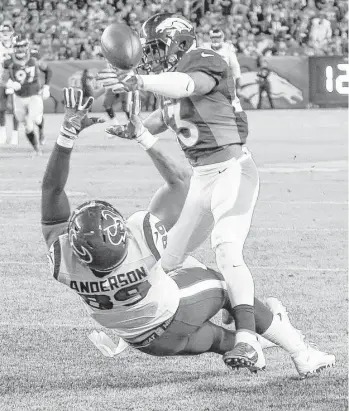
[{"left": 1, "top": 0, "right": 348, "bottom": 59}]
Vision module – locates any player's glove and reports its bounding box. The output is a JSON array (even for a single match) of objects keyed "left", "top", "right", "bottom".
[
  {"left": 106, "top": 91, "right": 158, "bottom": 150},
  {"left": 41, "top": 84, "right": 50, "bottom": 100},
  {"left": 5, "top": 87, "right": 14, "bottom": 95},
  {"left": 6, "top": 79, "right": 21, "bottom": 91},
  {"left": 57, "top": 87, "right": 105, "bottom": 149},
  {"left": 97, "top": 68, "right": 141, "bottom": 93}
]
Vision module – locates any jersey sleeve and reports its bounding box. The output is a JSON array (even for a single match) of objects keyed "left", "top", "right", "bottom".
[
  {"left": 3, "top": 57, "right": 11, "bottom": 70},
  {"left": 47, "top": 238, "right": 62, "bottom": 282},
  {"left": 176, "top": 48, "right": 228, "bottom": 84},
  {"left": 127, "top": 211, "right": 168, "bottom": 261}
]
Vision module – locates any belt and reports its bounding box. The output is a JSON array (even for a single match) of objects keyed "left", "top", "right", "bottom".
[{"left": 125, "top": 316, "right": 175, "bottom": 349}]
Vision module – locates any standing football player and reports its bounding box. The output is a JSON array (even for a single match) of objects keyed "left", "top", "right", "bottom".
[
  {"left": 98, "top": 14, "right": 264, "bottom": 372},
  {"left": 4, "top": 34, "right": 52, "bottom": 153},
  {"left": 41, "top": 87, "right": 335, "bottom": 377},
  {"left": 0, "top": 22, "right": 18, "bottom": 145},
  {"left": 204, "top": 28, "right": 242, "bottom": 104}
]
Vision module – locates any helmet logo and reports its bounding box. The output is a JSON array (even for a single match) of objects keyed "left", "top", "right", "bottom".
[
  {"left": 102, "top": 210, "right": 127, "bottom": 246},
  {"left": 155, "top": 17, "right": 192, "bottom": 37},
  {"left": 70, "top": 231, "right": 94, "bottom": 264}
]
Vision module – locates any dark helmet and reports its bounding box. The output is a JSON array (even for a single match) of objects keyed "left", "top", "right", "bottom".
[
  {"left": 68, "top": 200, "right": 129, "bottom": 275},
  {"left": 138, "top": 13, "right": 196, "bottom": 74},
  {"left": 13, "top": 33, "right": 30, "bottom": 61}
]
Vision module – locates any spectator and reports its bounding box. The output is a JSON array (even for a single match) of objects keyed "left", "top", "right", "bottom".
[{"left": 309, "top": 11, "right": 332, "bottom": 47}]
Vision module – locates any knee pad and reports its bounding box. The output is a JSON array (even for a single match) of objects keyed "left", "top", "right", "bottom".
[{"left": 215, "top": 242, "right": 245, "bottom": 268}]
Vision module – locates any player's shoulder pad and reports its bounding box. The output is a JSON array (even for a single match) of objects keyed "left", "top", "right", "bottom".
[
  {"left": 127, "top": 210, "right": 167, "bottom": 261},
  {"left": 177, "top": 48, "right": 228, "bottom": 81}
]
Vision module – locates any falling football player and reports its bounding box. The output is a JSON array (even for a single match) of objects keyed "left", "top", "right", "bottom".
[
  {"left": 41, "top": 87, "right": 335, "bottom": 378},
  {"left": 3, "top": 34, "right": 52, "bottom": 153},
  {"left": 97, "top": 13, "right": 265, "bottom": 372}
]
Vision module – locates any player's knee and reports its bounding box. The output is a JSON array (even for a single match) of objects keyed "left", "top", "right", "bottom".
[{"left": 215, "top": 242, "right": 245, "bottom": 269}]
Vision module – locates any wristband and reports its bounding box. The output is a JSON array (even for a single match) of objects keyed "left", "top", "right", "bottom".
[
  {"left": 57, "top": 125, "right": 77, "bottom": 148},
  {"left": 136, "top": 129, "right": 159, "bottom": 151}
]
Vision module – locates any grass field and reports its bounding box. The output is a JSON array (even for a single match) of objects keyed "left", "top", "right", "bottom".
[{"left": 0, "top": 109, "right": 347, "bottom": 411}]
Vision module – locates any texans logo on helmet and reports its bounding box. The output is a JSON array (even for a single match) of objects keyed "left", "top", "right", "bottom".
[
  {"left": 155, "top": 17, "right": 193, "bottom": 36},
  {"left": 70, "top": 232, "right": 94, "bottom": 264},
  {"left": 101, "top": 210, "right": 127, "bottom": 246}
]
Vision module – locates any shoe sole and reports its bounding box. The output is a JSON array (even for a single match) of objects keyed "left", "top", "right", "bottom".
[
  {"left": 298, "top": 361, "right": 335, "bottom": 379},
  {"left": 224, "top": 356, "right": 266, "bottom": 374}
]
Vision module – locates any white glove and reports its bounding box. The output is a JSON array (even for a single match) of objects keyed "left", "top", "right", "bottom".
[
  {"left": 5, "top": 87, "right": 14, "bottom": 95},
  {"left": 6, "top": 79, "right": 21, "bottom": 91},
  {"left": 42, "top": 84, "right": 50, "bottom": 100}
]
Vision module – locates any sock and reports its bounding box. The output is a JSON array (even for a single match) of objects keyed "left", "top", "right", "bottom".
[
  {"left": 262, "top": 315, "right": 306, "bottom": 354},
  {"left": 13, "top": 115, "right": 18, "bottom": 131},
  {"left": 26, "top": 131, "right": 37, "bottom": 148},
  {"left": 37, "top": 118, "right": 44, "bottom": 133},
  {"left": 232, "top": 304, "right": 256, "bottom": 334},
  {"left": 0, "top": 110, "right": 5, "bottom": 127},
  {"left": 105, "top": 108, "right": 114, "bottom": 119},
  {"left": 254, "top": 298, "right": 274, "bottom": 334}
]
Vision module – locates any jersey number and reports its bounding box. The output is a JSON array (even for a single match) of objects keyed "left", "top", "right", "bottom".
[
  {"left": 164, "top": 99, "right": 199, "bottom": 147},
  {"left": 154, "top": 221, "right": 167, "bottom": 250},
  {"left": 78, "top": 281, "right": 151, "bottom": 310},
  {"left": 15, "top": 66, "right": 35, "bottom": 84}
]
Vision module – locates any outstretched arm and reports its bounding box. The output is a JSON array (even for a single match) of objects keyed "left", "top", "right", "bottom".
[
  {"left": 41, "top": 88, "right": 98, "bottom": 247},
  {"left": 107, "top": 92, "right": 190, "bottom": 230}
]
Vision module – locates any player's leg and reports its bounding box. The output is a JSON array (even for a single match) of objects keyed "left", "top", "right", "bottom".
[
  {"left": 211, "top": 150, "right": 263, "bottom": 371},
  {"left": 257, "top": 87, "right": 264, "bottom": 109},
  {"left": 103, "top": 89, "right": 116, "bottom": 119},
  {"left": 135, "top": 266, "right": 235, "bottom": 356},
  {"left": 261, "top": 298, "right": 335, "bottom": 377},
  {"left": 135, "top": 266, "right": 275, "bottom": 357},
  {"left": 12, "top": 94, "right": 28, "bottom": 146},
  {"left": 22, "top": 96, "right": 40, "bottom": 154},
  {"left": 161, "top": 176, "right": 213, "bottom": 272},
  {"left": 0, "top": 86, "right": 8, "bottom": 144},
  {"left": 10, "top": 94, "right": 19, "bottom": 145},
  {"left": 31, "top": 95, "right": 45, "bottom": 145}
]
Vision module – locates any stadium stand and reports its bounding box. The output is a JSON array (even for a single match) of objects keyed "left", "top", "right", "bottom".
[{"left": 0, "top": 0, "right": 347, "bottom": 59}]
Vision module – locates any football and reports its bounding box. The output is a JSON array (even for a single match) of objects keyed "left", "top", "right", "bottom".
[{"left": 100, "top": 23, "right": 143, "bottom": 70}]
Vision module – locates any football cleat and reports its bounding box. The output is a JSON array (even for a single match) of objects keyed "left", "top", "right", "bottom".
[
  {"left": 291, "top": 345, "right": 336, "bottom": 379},
  {"left": 223, "top": 336, "right": 266, "bottom": 373},
  {"left": 265, "top": 297, "right": 335, "bottom": 378}
]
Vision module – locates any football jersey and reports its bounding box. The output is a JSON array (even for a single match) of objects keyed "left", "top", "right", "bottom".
[
  {"left": 202, "top": 42, "right": 241, "bottom": 79},
  {"left": 0, "top": 40, "right": 13, "bottom": 86},
  {"left": 160, "top": 48, "right": 247, "bottom": 166},
  {"left": 48, "top": 211, "right": 180, "bottom": 340},
  {"left": 4, "top": 50, "right": 42, "bottom": 97}
]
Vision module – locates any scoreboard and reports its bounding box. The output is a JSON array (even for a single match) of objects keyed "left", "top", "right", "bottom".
[{"left": 309, "top": 56, "right": 349, "bottom": 107}]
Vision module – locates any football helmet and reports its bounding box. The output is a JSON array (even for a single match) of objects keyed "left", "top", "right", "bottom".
[
  {"left": 13, "top": 33, "right": 30, "bottom": 61},
  {"left": 209, "top": 28, "right": 224, "bottom": 50},
  {"left": 68, "top": 200, "right": 129, "bottom": 275},
  {"left": 0, "top": 22, "right": 14, "bottom": 44},
  {"left": 138, "top": 13, "right": 196, "bottom": 74}
]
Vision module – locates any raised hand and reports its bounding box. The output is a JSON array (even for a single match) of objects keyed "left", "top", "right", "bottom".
[{"left": 97, "top": 68, "right": 140, "bottom": 93}]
